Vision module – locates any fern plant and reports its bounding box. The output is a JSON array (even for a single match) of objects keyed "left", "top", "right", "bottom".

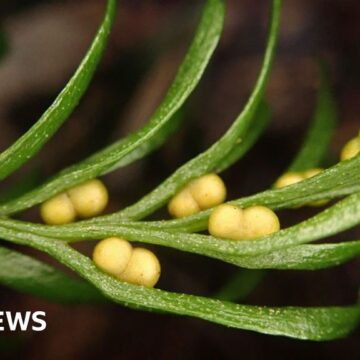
[{"left": 0, "top": 0, "right": 360, "bottom": 341}]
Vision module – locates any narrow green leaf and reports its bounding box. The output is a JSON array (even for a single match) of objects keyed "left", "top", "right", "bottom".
[
  {"left": 0, "top": 226, "right": 358, "bottom": 341},
  {"left": 2, "top": 192, "right": 360, "bottom": 268},
  {"left": 0, "top": 246, "right": 103, "bottom": 303},
  {"left": 112, "top": 0, "right": 281, "bottom": 221},
  {"left": 0, "top": 0, "right": 116, "bottom": 181},
  {"left": 288, "top": 62, "right": 337, "bottom": 172},
  {"left": 234, "top": 240, "right": 360, "bottom": 270},
  {"left": 0, "top": 0, "right": 224, "bottom": 216},
  {"left": 9, "top": 222, "right": 360, "bottom": 271}
]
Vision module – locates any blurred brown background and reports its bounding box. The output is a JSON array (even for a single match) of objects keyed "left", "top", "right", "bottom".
[{"left": 0, "top": 0, "right": 359, "bottom": 359}]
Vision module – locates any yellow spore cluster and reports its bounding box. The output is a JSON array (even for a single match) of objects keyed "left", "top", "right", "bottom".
[
  {"left": 208, "top": 204, "right": 280, "bottom": 241},
  {"left": 274, "top": 168, "right": 328, "bottom": 207},
  {"left": 340, "top": 132, "right": 360, "bottom": 161},
  {"left": 93, "top": 237, "right": 161, "bottom": 288},
  {"left": 168, "top": 173, "right": 226, "bottom": 218},
  {"left": 40, "top": 179, "right": 108, "bottom": 225}
]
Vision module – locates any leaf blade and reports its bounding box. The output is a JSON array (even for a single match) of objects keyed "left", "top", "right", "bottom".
[
  {"left": 0, "top": 225, "right": 358, "bottom": 341},
  {"left": 0, "top": 0, "right": 117, "bottom": 181},
  {"left": 234, "top": 241, "right": 360, "bottom": 270}
]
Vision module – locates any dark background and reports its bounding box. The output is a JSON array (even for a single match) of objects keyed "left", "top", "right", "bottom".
[{"left": 0, "top": 0, "right": 359, "bottom": 359}]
